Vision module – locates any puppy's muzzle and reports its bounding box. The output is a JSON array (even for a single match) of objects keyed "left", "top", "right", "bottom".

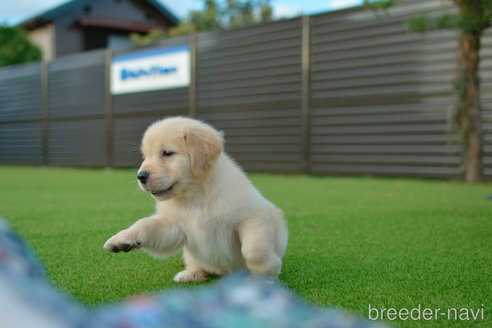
[{"left": 137, "top": 171, "right": 150, "bottom": 184}]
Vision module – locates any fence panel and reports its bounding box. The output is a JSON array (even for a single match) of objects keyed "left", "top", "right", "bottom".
[
  {"left": 49, "top": 119, "right": 106, "bottom": 166},
  {"left": 46, "top": 50, "right": 107, "bottom": 166},
  {"left": 482, "top": 28, "right": 492, "bottom": 180},
  {"left": 0, "top": 62, "right": 43, "bottom": 122},
  {"left": 196, "top": 18, "right": 303, "bottom": 173},
  {"left": 309, "top": 0, "right": 462, "bottom": 178},
  {"left": 0, "top": 122, "right": 43, "bottom": 165},
  {"left": 0, "top": 62, "right": 43, "bottom": 165},
  {"left": 48, "top": 50, "right": 106, "bottom": 119}
]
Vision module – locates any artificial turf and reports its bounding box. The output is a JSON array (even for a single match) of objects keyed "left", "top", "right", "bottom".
[{"left": 0, "top": 166, "right": 490, "bottom": 327}]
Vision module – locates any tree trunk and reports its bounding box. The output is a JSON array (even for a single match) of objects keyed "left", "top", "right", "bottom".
[{"left": 456, "top": 31, "right": 483, "bottom": 182}]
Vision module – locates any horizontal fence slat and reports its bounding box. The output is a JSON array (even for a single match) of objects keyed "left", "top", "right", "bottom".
[
  {"left": 310, "top": 163, "right": 461, "bottom": 177},
  {"left": 311, "top": 154, "right": 460, "bottom": 165}
]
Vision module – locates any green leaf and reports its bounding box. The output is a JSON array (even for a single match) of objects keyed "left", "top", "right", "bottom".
[
  {"left": 0, "top": 26, "right": 41, "bottom": 67},
  {"left": 406, "top": 15, "right": 429, "bottom": 34}
]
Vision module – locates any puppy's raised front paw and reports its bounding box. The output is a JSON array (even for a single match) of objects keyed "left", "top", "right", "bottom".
[
  {"left": 103, "top": 230, "right": 141, "bottom": 253},
  {"left": 173, "top": 269, "right": 209, "bottom": 282}
]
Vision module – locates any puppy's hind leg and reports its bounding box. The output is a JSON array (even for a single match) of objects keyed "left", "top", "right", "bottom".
[
  {"left": 237, "top": 211, "right": 282, "bottom": 278},
  {"left": 173, "top": 249, "right": 211, "bottom": 282}
]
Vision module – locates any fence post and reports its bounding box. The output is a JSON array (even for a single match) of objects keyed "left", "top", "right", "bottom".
[
  {"left": 105, "top": 49, "right": 114, "bottom": 168},
  {"left": 41, "top": 61, "right": 49, "bottom": 166},
  {"left": 188, "top": 33, "right": 198, "bottom": 118},
  {"left": 301, "top": 16, "right": 311, "bottom": 174}
]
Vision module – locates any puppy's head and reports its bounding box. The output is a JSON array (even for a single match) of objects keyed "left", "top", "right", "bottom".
[{"left": 137, "top": 117, "right": 223, "bottom": 200}]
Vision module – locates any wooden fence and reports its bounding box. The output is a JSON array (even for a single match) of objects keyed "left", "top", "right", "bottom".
[{"left": 1, "top": 0, "right": 491, "bottom": 179}]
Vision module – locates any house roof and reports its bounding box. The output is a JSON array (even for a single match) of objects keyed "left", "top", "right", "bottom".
[
  {"left": 18, "top": 0, "right": 180, "bottom": 30},
  {"left": 78, "top": 16, "right": 163, "bottom": 33}
]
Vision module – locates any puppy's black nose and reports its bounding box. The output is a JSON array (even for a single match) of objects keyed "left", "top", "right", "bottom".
[{"left": 137, "top": 171, "right": 149, "bottom": 184}]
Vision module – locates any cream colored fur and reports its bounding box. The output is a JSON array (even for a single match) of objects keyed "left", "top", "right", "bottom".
[{"left": 103, "top": 117, "right": 288, "bottom": 282}]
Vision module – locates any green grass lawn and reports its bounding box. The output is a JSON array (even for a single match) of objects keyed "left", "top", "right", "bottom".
[{"left": 0, "top": 166, "right": 490, "bottom": 327}]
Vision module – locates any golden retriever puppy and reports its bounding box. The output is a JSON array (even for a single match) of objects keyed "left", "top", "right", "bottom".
[{"left": 103, "top": 117, "right": 288, "bottom": 282}]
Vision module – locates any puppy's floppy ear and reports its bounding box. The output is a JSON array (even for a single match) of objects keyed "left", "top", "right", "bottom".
[{"left": 184, "top": 125, "right": 223, "bottom": 180}]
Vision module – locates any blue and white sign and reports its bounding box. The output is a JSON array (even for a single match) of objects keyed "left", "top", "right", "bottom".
[{"left": 111, "top": 44, "right": 190, "bottom": 95}]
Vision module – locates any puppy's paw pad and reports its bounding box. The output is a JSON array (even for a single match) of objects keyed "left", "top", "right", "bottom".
[
  {"left": 173, "top": 270, "right": 208, "bottom": 282},
  {"left": 103, "top": 235, "right": 140, "bottom": 253}
]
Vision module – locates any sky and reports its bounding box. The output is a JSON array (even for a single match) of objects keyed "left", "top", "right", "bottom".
[{"left": 0, "top": 0, "right": 363, "bottom": 26}]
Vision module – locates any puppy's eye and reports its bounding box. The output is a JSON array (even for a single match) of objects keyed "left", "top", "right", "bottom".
[{"left": 162, "top": 151, "right": 174, "bottom": 157}]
